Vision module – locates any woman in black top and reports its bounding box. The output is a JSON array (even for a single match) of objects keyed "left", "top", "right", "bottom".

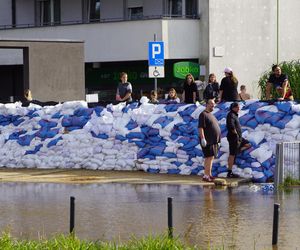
[
  {"left": 203, "top": 73, "right": 220, "bottom": 102},
  {"left": 182, "top": 74, "right": 197, "bottom": 103},
  {"left": 219, "top": 67, "right": 239, "bottom": 102}
]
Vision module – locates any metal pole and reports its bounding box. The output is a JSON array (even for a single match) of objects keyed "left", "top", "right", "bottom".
[
  {"left": 70, "top": 196, "right": 75, "bottom": 234},
  {"left": 279, "top": 143, "right": 284, "bottom": 185},
  {"left": 272, "top": 203, "right": 280, "bottom": 245},
  {"left": 154, "top": 33, "right": 157, "bottom": 93},
  {"left": 276, "top": 0, "right": 279, "bottom": 64},
  {"left": 274, "top": 143, "right": 280, "bottom": 190},
  {"left": 168, "top": 197, "right": 173, "bottom": 239}
]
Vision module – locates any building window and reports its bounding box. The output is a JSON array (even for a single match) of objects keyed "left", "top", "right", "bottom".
[
  {"left": 82, "top": 0, "right": 100, "bottom": 23},
  {"left": 89, "top": 0, "right": 100, "bottom": 22},
  {"left": 36, "top": 0, "right": 60, "bottom": 26},
  {"left": 166, "top": 0, "right": 182, "bottom": 17},
  {"left": 185, "top": 0, "right": 197, "bottom": 17},
  {"left": 128, "top": 7, "right": 143, "bottom": 20},
  {"left": 164, "top": 0, "right": 197, "bottom": 18}
]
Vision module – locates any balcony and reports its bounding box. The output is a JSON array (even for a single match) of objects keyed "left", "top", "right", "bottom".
[{"left": 0, "top": 17, "right": 200, "bottom": 63}]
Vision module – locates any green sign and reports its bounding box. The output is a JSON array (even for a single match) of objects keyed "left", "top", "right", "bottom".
[{"left": 173, "top": 62, "right": 200, "bottom": 79}]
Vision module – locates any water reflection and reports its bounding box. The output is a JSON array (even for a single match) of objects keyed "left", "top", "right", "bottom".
[{"left": 0, "top": 182, "right": 299, "bottom": 249}]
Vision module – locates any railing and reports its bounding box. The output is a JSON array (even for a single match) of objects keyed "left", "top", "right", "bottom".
[
  {"left": 274, "top": 141, "right": 300, "bottom": 189},
  {"left": 0, "top": 14, "right": 200, "bottom": 30}
]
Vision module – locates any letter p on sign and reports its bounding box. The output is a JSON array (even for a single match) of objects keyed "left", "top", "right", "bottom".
[{"left": 152, "top": 44, "right": 161, "bottom": 59}]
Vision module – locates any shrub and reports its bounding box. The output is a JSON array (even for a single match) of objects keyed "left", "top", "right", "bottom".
[{"left": 258, "top": 60, "right": 300, "bottom": 100}]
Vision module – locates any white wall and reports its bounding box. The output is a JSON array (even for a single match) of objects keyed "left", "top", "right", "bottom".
[
  {"left": 16, "top": 0, "right": 35, "bottom": 26},
  {"left": 0, "top": 0, "right": 12, "bottom": 27},
  {"left": 0, "top": 19, "right": 200, "bottom": 63},
  {"left": 208, "top": 0, "right": 300, "bottom": 98},
  {"left": 163, "top": 19, "right": 200, "bottom": 59},
  {"left": 61, "top": 0, "right": 82, "bottom": 23},
  {"left": 0, "top": 49, "right": 23, "bottom": 65}
]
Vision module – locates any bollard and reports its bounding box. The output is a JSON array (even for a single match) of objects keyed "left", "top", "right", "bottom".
[
  {"left": 70, "top": 196, "right": 75, "bottom": 234},
  {"left": 272, "top": 203, "right": 280, "bottom": 245},
  {"left": 168, "top": 197, "right": 173, "bottom": 239}
]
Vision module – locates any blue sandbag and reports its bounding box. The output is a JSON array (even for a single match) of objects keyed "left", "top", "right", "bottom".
[
  {"left": 137, "top": 148, "right": 150, "bottom": 158},
  {"left": 47, "top": 136, "right": 63, "bottom": 148},
  {"left": 167, "top": 169, "right": 181, "bottom": 174},
  {"left": 143, "top": 154, "right": 156, "bottom": 160},
  {"left": 153, "top": 116, "right": 174, "bottom": 128},
  {"left": 149, "top": 146, "right": 165, "bottom": 156},
  {"left": 171, "top": 161, "right": 182, "bottom": 167},
  {"left": 162, "top": 152, "right": 177, "bottom": 158},
  {"left": 122, "top": 102, "right": 139, "bottom": 113},
  {"left": 217, "top": 166, "right": 228, "bottom": 173},
  {"left": 12, "top": 118, "right": 25, "bottom": 126},
  {"left": 25, "top": 144, "right": 43, "bottom": 155},
  {"left": 148, "top": 135, "right": 162, "bottom": 143},
  {"left": 94, "top": 106, "right": 104, "bottom": 116},
  {"left": 239, "top": 113, "right": 254, "bottom": 126},
  {"left": 52, "top": 112, "right": 63, "bottom": 119},
  {"left": 126, "top": 119, "right": 138, "bottom": 130},
  {"left": 115, "top": 134, "right": 126, "bottom": 141},
  {"left": 8, "top": 130, "right": 26, "bottom": 140},
  {"left": 141, "top": 126, "right": 151, "bottom": 135},
  {"left": 185, "top": 160, "right": 193, "bottom": 166},
  {"left": 264, "top": 169, "right": 274, "bottom": 179},
  {"left": 255, "top": 110, "right": 273, "bottom": 124},
  {"left": 134, "top": 141, "right": 146, "bottom": 148},
  {"left": 147, "top": 128, "right": 159, "bottom": 136},
  {"left": 214, "top": 110, "right": 227, "bottom": 120},
  {"left": 17, "top": 134, "right": 36, "bottom": 146},
  {"left": 178, "top": 105, "right": 197, "bottom": 117},
  {"left": 275, "top": 115, "right": 293, "bottom": 129},
  {"left": 246, "top": 118, "right": 258, "bottom": 129},
  {"left": 276, "top": 101, "right": 293, "bottom": 113},
  {"left": 181, "top": 138, "right": 198, "bottom": 150},
  {"left": 265, "top": 111, "right": 285, "bottom": 125},
  {"left": 74, "top": 108, "right": 93, "bottom": 117},
  {"left": 147, "top": 168, "right": 160, "bottom": 173},
  {"left": 91, "top": 131, "right": 109, "bottom": 139},
  {"left": 67, "top": 126, "right": 82, "bottom": 131},
  {"left": 191, "top": 166, "right": 202, "bottom": 175},
  {"left": 248, "top": 102, "right": 268, "bottom": 113},
  {"left": 39, "top": 119, "right": 58, "bottom": 128},
  {"left": 126, "top": 132, "right": 145, "bottom": 140}
]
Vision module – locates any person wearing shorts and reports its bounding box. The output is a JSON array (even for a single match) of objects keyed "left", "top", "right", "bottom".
[
  {"left": 198, "top": 99, "right": 221, "bottom": 182},
  {"left": 266, "top": 65, "right": 293, "bottom": 100},
  {"left": 226, "top": 102, "right": 251, "bottom": 178}
]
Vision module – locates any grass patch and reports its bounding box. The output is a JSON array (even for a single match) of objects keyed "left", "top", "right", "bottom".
[
  {"left": 282, "top": 176, "right": 300, "bottom": 187},
  {"left": 0, "top": 232, "right": 203, "bottom": 250}
]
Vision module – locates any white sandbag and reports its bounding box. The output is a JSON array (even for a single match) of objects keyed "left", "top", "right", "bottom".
[
  {"left": 251, "top": 162, "right": 261, "bottom": 168},
  {"left": 285, "top": 115, "right": 300, "bottom": 129},
  {"left": 250, "top": 147, "right": 273, "bottom": 163}
]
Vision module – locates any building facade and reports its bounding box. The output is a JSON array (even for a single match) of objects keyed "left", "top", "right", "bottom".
[{"left": 0, "top": 0, "right": 299, "bottom": 101}]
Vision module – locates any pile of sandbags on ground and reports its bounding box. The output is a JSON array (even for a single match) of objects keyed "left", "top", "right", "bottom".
[{"left": 0, "top": 99, "right": 299, "bottom": 182}]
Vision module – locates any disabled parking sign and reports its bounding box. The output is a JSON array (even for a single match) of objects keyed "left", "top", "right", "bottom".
[{"left": 148, "top": 42, "right": 164, "bottom": 66}]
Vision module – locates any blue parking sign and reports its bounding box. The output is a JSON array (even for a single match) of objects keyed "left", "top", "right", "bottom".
[{"left": 148, "top": 42, "right": 164, "bottom": 66}]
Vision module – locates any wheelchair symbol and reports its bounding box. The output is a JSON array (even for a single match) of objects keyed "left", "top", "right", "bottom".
[{"left": 153, "top": 68, "right": 160, "bottom": 77}]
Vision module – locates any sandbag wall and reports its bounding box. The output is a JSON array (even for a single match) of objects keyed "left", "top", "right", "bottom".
[{"left": 0, "top": 100, "right": 299, "bottom": 182}]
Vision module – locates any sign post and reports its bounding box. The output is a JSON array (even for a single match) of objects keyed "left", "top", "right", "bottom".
[{"left": 148, "top": 40, "right": 164, "bottom": 92}]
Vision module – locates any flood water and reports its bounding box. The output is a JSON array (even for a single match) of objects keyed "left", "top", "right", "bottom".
[{"left": 0, "top": 182, "right": 299, "bottom": 249}]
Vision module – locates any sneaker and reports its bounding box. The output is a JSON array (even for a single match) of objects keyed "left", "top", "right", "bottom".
[
  {"left": 209, "top": 175, "right": 216, "bottom": 180},
  {"left": 227, "top": 172, "right": 240, "bottom": 178},
  {"left": 202, "top": 175, "right": 214, "bottom": 182}
]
